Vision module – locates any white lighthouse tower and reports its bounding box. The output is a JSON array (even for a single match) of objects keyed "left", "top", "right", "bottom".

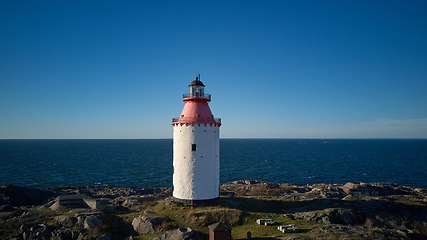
[{"left": 172, "top": 75, "right": 221, "bottom": 205}]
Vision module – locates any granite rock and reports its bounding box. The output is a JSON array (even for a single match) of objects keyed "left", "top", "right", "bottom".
[
  {"left": 132, "top": 215, "right": 166, "bottom": 234},
  {"left": 152, "top": 227, "right": 197, "bottom": 240},
  {"left": 54, "top": 215, "right": 77, "bottom": 228},
  {"left": 0, "top": 185, "right": 56, "bottom": 206}
]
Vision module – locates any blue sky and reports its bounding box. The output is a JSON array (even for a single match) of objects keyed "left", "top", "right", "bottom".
[{"left": 1, "top": 0, "right": 426, "bottom": 139}]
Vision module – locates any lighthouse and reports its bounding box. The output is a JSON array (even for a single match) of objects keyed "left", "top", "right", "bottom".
[{"left": 172, "top": 75, "right": 221, "bottom": 205}]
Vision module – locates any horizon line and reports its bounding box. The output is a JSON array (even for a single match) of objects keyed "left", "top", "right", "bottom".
[{"left": 1, "top": 137, "right": 427, "bottom": 140}]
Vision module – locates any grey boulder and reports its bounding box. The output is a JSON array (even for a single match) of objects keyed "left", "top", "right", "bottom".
[
  {"left": 54, "top": 215, "right": 77, "bottom": 228},
  {"left": 153, "top": 227, "right": 196, "bottom": 240},
  {"left": 132, "top": 215, "right": 166, "bottom": 234}
]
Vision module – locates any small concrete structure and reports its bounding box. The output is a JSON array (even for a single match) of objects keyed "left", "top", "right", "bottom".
[
  {"left": 283, "top": 226, "right": 298, "bottom": 233},
  {"left": 265, "top": 221, "right": 275, "bottom": 226},
  {"left": 278, "top": 224, "right": 298, "bottom": 233},
  {"left": 278, "top": 224, "right": 295, "bottom": 231},
  {"left": 55, "top": 194, "right": 107, "bottom": 210},
  {"left": 256, "top": 219, "right": 274, "bottom": 225},
  {"left": 208, "top": 222, "right": 231, "bottom": 240}
]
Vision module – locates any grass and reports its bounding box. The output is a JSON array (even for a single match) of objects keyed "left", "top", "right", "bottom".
[
  {"left": 23, "top": 193, "right": 380, "bottom": 240},
  {"left": 13, "top": 191, "right": 421, "bottom": 240},
  {"left": 0, "top": 196, "right": 324, "bottom": 240},
  {"left": 230, "top": 212, "right": 321, "bottom": 239},
  {"left": 149, "top": 203, "right": 245, "bottom": 234},
  {"left": 117, "top": 196, "right": 325, "bottom": 240}
]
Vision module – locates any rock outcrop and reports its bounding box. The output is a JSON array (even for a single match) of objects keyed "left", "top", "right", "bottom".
[
  {"left": 1, "top": 181, "right": 426, "bottom": 239},
  {"left": 153, "top": 227, "right": 197, "bottom": 240},
  {"left": 132, "top": 214, "right": 166, "bottom": 234},
  {"left": 0, "top": 185, "right": 56, "bottom": 206},
  {"left": 293, "top": 208, "right": 365, "bottom": 225},
  {"left": 54, "top": 215, "right": 77, "bottom": 228}
]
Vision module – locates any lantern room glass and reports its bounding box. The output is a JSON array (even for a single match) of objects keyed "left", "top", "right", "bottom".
[{"left": 189, "top": 85, "right": 205, "bottom": 98}]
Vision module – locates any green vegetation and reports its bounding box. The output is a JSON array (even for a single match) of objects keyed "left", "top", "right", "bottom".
[
  {"left": 114, "top": 196, "right": 323, "bottom": 240},
  {"left": 2, "top": 182, "right": 426, "bottom": 239},
  {"left": 230, "top": 214, "right": 318, "bottom": 240}
]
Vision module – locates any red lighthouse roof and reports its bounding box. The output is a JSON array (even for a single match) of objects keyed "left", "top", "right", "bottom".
[{"left": 172, "top": 76, "right": 221, "bottom": 126}]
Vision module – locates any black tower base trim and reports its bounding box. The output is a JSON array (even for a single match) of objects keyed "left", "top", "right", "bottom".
[{"left": 173, "top": 197, "right": 219, "bottom": 206}]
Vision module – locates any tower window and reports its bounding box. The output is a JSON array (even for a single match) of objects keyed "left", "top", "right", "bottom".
[{"left": 192, "top": 144, "right": 197, "bottom": 151}]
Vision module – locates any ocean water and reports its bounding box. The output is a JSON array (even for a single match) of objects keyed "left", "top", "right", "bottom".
[{"left": 0, "top": 139, "right": 426, "bottom": 189}]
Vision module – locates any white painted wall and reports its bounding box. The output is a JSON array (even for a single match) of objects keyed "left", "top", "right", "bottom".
[{"left": 173, "top": 124, "right": 220, "bottom": 200}]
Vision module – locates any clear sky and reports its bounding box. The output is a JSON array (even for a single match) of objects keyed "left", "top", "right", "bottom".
[{"left": 1, "top": 0, "right": 426, "bottom": 139}]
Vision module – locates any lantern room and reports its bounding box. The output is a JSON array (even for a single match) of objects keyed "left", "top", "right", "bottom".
[{"left": 184, "top": 74, "right": 211, "bottom": 100}]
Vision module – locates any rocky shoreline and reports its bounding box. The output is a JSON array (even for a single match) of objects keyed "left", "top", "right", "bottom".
[{"left": 1, "top": 181, "right": 427, "bottom": 240}]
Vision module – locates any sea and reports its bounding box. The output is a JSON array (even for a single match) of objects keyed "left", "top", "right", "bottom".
[{"left": 0, "top": 139, "right": 426, "bottom": 189}]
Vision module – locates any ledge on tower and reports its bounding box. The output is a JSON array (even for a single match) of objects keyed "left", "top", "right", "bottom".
[{"left": 172, "top": 117, "right": 221, "bottom": 123}]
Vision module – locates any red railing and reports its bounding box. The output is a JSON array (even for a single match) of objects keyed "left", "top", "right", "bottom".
[{"left": 172, "top": 117, "right": 221, "bottom": 123}]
